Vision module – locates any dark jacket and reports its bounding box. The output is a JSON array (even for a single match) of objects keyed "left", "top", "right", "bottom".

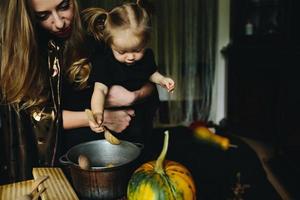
[{"left": 0, "top": 40, "right": 63, "bottom": 184}]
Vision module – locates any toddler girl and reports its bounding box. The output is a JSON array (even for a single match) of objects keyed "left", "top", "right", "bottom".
[{"left": 83, "top": 0, "right": 175, "bottom": 129}]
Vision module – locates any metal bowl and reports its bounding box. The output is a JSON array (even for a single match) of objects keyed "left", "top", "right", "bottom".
[{"left": 59, "top": 139, "right": 143, "bottom": 199}]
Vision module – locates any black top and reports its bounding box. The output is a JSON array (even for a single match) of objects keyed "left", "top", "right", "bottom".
[
  {"left": 61, "top": 43, "right": 159, "bottom": 151},
  {"left": 90, "top": 48, "right": 158, "bottom": 91},
  {"left": 62, "top": 38, "right": 104, "bottom": 111}
]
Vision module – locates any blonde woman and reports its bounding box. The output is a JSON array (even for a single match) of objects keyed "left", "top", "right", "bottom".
[{"left": 0, "top": 0, "right": 154, "bottom": 183}]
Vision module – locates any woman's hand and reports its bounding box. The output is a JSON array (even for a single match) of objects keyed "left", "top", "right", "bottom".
[
  {"left": 102, "top": 109, "right": 135, "bottom": 133},
  {"left": 106, "top": 85, "right": 136, "bottom": 107},
  {"left": 106, "top": 83, "right": 155, "bottom": 107}
]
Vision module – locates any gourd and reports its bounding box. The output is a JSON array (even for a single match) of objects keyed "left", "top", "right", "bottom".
[
  {"left": 127, "top": 131, "right": 196, "bottom": 200},
  {"left": 193, "top": 126, "right": 230, "bottom": 150},
  {"left": 189, "top": 121, "right": 233, "bottom": 150}
]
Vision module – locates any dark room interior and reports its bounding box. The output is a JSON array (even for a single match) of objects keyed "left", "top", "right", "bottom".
[{"left": 1, "top": 0, "right": 300, "bottom": 199}]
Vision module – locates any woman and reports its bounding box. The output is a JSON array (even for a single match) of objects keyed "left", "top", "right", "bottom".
[{"left": 0, "top": 0, "right": 157, "bottom": 183}]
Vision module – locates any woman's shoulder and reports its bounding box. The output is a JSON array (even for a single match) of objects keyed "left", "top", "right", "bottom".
[{"left": 85, "top": 36, "right": 105, "bottom": 57}]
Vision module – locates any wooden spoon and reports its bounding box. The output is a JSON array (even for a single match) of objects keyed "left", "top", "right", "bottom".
[
  {"left": 85, "top": 109, "right": 121, "bottom": 145},
  {"left": 17, "top": 176, "right": 48, "bottom": 200},
  {"left": 104, "top": 129, "right": 121, "bottom": 145},
  {"left": 31, "top": 186, "right": 46, "bottom": 200}
]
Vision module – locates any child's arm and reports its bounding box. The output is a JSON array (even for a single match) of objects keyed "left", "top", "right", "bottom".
[
  {"left": 91, "top": 82, "right": 108, "bottom": 127},
  {"left": 149, "top": 71, "right": 175, "bottom": 92}
]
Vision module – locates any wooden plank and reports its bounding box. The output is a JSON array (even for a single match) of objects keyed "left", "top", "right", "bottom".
[
  {"left": 0, "top": 179, "right": 34, "bottom": 200},
  {"left": 32, "top": 168, "right": 79, "bottom": 200}
]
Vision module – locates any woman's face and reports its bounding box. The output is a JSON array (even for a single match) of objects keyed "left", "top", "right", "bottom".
[{"left": 30, "top": 0, "right": 74, "bottom": 38}]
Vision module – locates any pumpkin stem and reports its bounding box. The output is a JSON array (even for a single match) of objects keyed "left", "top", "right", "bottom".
[{"left": 155, "top": 130, "right": 169, "bottom": 174}]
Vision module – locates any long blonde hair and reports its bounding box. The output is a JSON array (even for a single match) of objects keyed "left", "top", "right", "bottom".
[
  {"left": 82, "top": 0, "right": 152, "bottom": 48},
  {"left": 0, "top": 0, "right": 89, "bottom": 109},
  {"left": 0, "top": 0, "right": 41, "bottom": 108}
]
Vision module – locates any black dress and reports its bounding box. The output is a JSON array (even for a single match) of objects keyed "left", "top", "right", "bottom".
[
  {"left": 61, "top": 41, "right": 106, "bottom": 152},
  {"left": 91, "top": 48, "right": 158, "bottom": 91},
  {"left": 61, "top": 46, "right": 159, "bottom": 152},
  {"left": 91, "top": 48, "right": 159, "bottom": 143}
]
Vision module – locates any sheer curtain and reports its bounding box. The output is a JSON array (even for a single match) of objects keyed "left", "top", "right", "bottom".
[
  {"left": 151, "top": 0, "right": 218, "bottom": 125},
  {"left": 79, "top": 0, "right": 218, "bottom": 126}
]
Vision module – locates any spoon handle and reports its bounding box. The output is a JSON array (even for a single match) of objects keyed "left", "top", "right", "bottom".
[{"left": 85, "top": 109, "right": 98, "bottom": 124}]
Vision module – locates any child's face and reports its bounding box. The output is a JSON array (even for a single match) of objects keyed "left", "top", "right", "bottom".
[{"left": 111, "top": 32, "right": 146, "bottom": 66}]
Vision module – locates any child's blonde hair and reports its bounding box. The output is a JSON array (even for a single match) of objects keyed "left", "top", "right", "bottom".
[{"left": 82, "top": 0, "right": 152, "bottom": 48}]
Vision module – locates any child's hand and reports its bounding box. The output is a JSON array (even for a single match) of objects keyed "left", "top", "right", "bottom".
[
  {"left": 85, "top": 109, "right": 105, "bottom": 133},
  {"left": 94, "top": 112, "right": 104, "bottom": 126},
  {"left": 89, "top": 121, "right": 104, "bottom": 133},
  {"left": 161, "top": 77, "right": 175, "bottom": 92}
]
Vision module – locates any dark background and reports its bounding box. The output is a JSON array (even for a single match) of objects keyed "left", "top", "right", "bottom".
[{"left": 226, "top": 0, "right": 300, "bottom": 198}]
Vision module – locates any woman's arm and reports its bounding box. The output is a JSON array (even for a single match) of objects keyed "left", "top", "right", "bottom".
[
  {"left": 63, "top": 82, "right": 154, "bottom": 131},
  {"left": 63, "top": 110, "right": 89, "bottom": 129},
  {"left": 63, "top": 109, "right": 134, "bottom": 132},
  {"left": 105, "top": 82, "right": 155, "bottom": 107}
]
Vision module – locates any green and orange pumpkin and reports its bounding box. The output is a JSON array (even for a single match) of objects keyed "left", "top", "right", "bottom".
[{"left": 127, "top": 131, "right": 196, "bottom": 200}]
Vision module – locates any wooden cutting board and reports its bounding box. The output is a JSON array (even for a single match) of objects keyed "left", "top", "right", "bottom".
[
  {"left": 32, "top": 168, "right": 79, "bottom": 200},
  {"left": 0, "top": 179, "right": 34, "bottom": 200}
]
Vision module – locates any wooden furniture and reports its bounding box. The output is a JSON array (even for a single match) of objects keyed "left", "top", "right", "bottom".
[
  {"left": 32, "top": 168, "right": 79, "bottom": 200},
  {"left": 0, "top": 180, "right": 35, "bottom": 200},
  {"left": 226, "top": 0, "right": 300, "bottom": 198},
  {"left": 0, "top": 168, "right": 79, "bottom": 200},
  {"left": 227, "top": 0, "right": 300, "bottom": 144}
]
